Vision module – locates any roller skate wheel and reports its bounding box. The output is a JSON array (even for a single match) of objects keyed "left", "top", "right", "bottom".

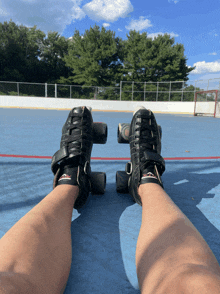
[{"left": 90, "top": 172, "right": 106, "bottom": 194}]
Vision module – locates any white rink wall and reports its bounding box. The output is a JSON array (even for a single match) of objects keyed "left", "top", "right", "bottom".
[{"left": 0, "top": 95, "right": 195, "bottom": 114}]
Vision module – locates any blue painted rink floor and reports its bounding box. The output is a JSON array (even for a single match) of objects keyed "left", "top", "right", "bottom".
[{"left": 0, "top": 107, "right": 220, "bottom": 293}]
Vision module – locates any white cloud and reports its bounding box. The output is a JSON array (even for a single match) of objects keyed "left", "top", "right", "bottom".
[
  {"left": 0, "top": 7, "right": 8, "bottom": 16},
  {"left": 83, "top": 0, "right": 133, "bottom": 22},
  {"left": 190, "top": 61, "right": 220, "bottom": 74},
  {"left": 118, "top": 28, "right": 123, "bottom": 31},
  {"left": 0, "top": 0, "right": 133, "bottom": 34},
  {"left": 209, "top": 52, "right": 217, "bottom": 55},
  {"left": 148, "top": 32, "right": 179, "bottom": 39},
  {"left": 208, "top": 30, "right": 218, "bottom": 37},
  {"left": 168, "top": 0, "right": 179, "bottom": 3},
  {"left": 0, "top": 0, "right": 85, "bottom": 33},
  {"left": 164, "top": 32, "right": 179, "bottom": 38},
  {"left": 103, "top": 23, "right": 110, "bottom": 27},
  {"left": 125, "top": 16, "right": 152, "bottom": 31}
]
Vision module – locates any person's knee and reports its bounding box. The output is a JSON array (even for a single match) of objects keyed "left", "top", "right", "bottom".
[
  {"left": 179, "top": 265, "right": 220, "bottom": 293},
  {"left": 158, "top": 264, "right": 220, "bottom": 294}
]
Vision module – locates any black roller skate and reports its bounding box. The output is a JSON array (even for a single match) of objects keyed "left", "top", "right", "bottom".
[
  {"left": 51, "top": 106, "right": 107, "bottom": 210},
  {"left": 116, "top": 107, "right": 165, "bottom": 206}
]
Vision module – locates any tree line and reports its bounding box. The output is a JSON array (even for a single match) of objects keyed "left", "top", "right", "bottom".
[{"left": 0, "top": 20, "right": 199, "bottom": 100}]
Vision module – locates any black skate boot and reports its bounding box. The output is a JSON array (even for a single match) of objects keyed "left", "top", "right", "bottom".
[
  {"left": 127, "top": 107, "right": 165, "bottom": 206},
  {"left": 51, "top": 106, "right": 107, "bottom": 210}
]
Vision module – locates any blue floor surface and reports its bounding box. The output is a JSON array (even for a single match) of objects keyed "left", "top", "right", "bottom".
[{"left": 0, "top": 108, "right": 220, "bottom": 293}]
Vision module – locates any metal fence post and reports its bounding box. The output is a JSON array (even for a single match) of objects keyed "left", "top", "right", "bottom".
[
  {"left": 94, "top": 87, "right": 97, "bottom": 99},
  {"left": 156, "top": 82, "right": 158, "bottom": 101},
  {"left": 169, "top": 81, "right": 171, "bottom": 101},
  {"left": 70, "top": 86, "right": 72, "bottom": 99},
  {"left": 55, "top": 84, "right": 57, "bottom": 98},
  {"left": 93, "top": 87, "right": 95, "bottom": 99},
  {"left": 144, "top": 82, "right": 146, "bottom": 101},
  {"left": 194, "top": 81, "right": 197, "bottom": 102},
  {"left": 120, "top": 81, "right": 122, "bottom": 101},
  {"left": 45, "top": 83, "right": 47, "bottom": 97},
  {"left": 181, "top": 81, "right": 184, "bottom": 101},
  {"left": 132, "top": 81, "right": 134, "bottom": 101},
  {"left": 17, "top": 82, "right": 19, "bottom": 96}
]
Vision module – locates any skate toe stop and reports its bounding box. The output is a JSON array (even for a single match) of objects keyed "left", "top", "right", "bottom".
[{"left": 133, "top": 106, "right": 146, "bottom": 116}]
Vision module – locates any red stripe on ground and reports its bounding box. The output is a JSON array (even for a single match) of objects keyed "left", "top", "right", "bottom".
[
  {"left": 0, "top": 154, "right": 51, "bottom": 159},
  {"left": 0, "top": 154, "right": 220, "bottom": 161},
  {"left": 164, "top": 156, "right": 220, "bottom": 160}
]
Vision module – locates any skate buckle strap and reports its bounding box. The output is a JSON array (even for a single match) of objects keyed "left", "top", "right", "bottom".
[
  {"left": 126, "top": 151, "right": 165, "bottom": 176},
  {"left": 51, "top": 146, "right": 91, "bottom": 175},
  {"left": 143, "top": 150, "right": 165, "bottom": 174},
  {"left": 51, "top": 147, "right": 69, "bottom": 174}
]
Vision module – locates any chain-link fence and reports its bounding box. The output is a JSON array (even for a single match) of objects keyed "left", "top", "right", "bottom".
[
  {"left": 120, "top": 79, "right": 220, "bottom": 101},
  {"left": 0, "top": 78, "right": 220, "bottom": 101},
  {"left": 0, "top": 81, "right": 121, "bottom": 100}
]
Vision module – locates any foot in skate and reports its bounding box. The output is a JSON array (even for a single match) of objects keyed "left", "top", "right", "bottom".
[{"left": 51, "top": 106, "right": 107, "bottom": 210}]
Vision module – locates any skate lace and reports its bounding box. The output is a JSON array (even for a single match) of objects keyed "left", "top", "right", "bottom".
[
  {"left": 63, "top": 112, "right": 92, "bottom": 153},
  {"left": 135, "top": 114, "right": 158, "bottom": 163}
]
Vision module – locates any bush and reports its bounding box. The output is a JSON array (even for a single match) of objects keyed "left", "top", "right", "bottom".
[{"left": 8, "top": 91, "right": 18, "bottom": 96}]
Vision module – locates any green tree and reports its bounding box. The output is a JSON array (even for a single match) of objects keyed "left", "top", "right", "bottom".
[
  {"left": 0, "top": 21, "right": 71, "bottom": 88},
  {"left": 123, "top": 31, "right": 194, "bottom": 82},
  {"left": 121, "top": 31, "right": 149, "bottom": 82},
  {"left": 181, "top": 84, "right": 202, "bottom": 101},
  {"left": 0, "top": 20, "right": 45, "bottom": 83},
  {"left": 61, "top": 25, "right": 123, "bottom": 88},
  {"left": 121, "top": 31, "right": 195, "bottom": 101},
  {"left": 40, "top": 31, "right": 71, "bottom": 83}
]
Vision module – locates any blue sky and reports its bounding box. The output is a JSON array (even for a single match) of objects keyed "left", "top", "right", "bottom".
[{"left": 1, "top": 0, "right": 220, "bottom": 82}]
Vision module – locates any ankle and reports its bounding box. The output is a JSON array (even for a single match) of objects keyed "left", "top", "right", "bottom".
[
  {"left": 52, "top": 185, "right": 79, "bottom": 209},
  {"left": 138, "top": 182, "right": 164, "bottom": 201},
  {"left": 140, "top": 164, "right": 164, "bottom": 189},
  {"left": 54, "top": 184, "right": 79, "bottom": 201}
]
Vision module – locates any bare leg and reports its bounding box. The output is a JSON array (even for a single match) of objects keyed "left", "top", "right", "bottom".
[
  {"left": 136, "top": 183, "right": 220, "bottom": 294},
  {"left": 0, "top": 185, "right": 78, "bottom": 294}
]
